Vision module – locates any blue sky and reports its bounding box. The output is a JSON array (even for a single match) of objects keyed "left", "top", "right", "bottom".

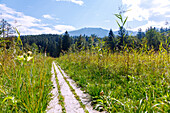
[{"left": 0, "top": 0, "right": 170, "bottom": 35}]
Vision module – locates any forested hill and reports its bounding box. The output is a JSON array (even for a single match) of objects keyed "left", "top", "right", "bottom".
[
  {"left": 21, "top": 27, "right": 170, "bottom": 58},
  {"left": 21, "top": 34, "right": 62, "bottom": 57}
]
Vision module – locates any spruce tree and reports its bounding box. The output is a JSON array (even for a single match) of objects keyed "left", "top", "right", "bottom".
[
  {"left": 137, "top": 28, "right": 145, "bottom": 40},
  {"left": 107, "top": 29, "right": 115, "bottom": 51},
  {"left": 88, "top": 36, "right": 93, "bottom": 50},
  {"left": 57, "top": 37, "right": 62, "bottom": 57},
  {"left": 77, "top": 35, "right": 84, "bottom": 50},
  {"left": 62, "top": 31, "right": 71, "bottom": 51},
  {"left": 117, "top": 26, "right": 128, "bottom": 49},
  {"left": 146, "top": 27, "right": 160, "bottom": 50}
]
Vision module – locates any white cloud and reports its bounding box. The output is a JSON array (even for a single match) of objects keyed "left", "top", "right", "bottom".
[
  {"left": 131, "top": 21, "right": 167, "bottom": 31},
  {"left": 54, "top": 25, "right": 75, "bottom": 34},
  {"left": 43, "top": 14, "right": 54, "bottom": 19},
  {"left": 56, "top": 0, "right": 84, "bottom": 5},
  {"left": 0, "top": 4, "right": 75, "bottom": 35},
  {"left": 166, "top": 15, "right": 170, "bottom": 18},
  {"left": 122, "top": 0, "right": 170, "bottom": 30}
]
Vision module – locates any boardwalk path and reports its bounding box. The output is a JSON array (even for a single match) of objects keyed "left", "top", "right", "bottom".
[
  {"left": 47, "top": 62, "right": 102, "bottom": 113},
  {"left": 46, "top": 64, "right": 62, "bottom": 113}
]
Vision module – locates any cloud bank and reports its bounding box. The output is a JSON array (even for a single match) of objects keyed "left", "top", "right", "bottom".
[
  {"left": 122, "top": 0, "right": 170, "bottom": 30},
  {"left": 0, "top": 4, "right": 75, "bottom": 35}
]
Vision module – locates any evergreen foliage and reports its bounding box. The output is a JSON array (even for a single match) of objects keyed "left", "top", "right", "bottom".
[
  {"left": 62, "top": 31, "right": 71, "bottom": 51},
  {"left": 1, "top": 19, "right": 169, "bottom": 57},
  {"left": 107, "top": 29, "right": 115, "bottom": 51},
  {"left": 137, "top": 28, "right": 145, "bottom": 39}
]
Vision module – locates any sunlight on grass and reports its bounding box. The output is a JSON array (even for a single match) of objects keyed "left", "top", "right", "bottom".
[
  {"left": 0, "top": 32, "right": 54, "bottom": 112},
  {"left": 57, "top": 45, "right": 170, "bottom": 112}
]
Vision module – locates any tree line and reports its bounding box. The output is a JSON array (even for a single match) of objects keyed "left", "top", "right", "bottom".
[
  {"left": 20, "top": 26, "right": 170, "bottom": 57},
  {"left": 0, "top": 19, "right": 170, "bottom": 57}
]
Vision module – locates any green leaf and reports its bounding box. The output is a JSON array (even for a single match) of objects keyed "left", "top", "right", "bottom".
[
  {"left": 114, "top": 14, "right": 121, "bottom": 19},
  {"left": 96, "top": 99, "right": 103, "bottom": 103},
  {"left": 123, "top": 16, "right": 128, "bottom": 26},
  {"left": 15, "top": 28, "right": 23, "bottom": 50},
  {"left": 116, "top": 20, "right": 121, "bottom": 28},
  {"left": 2, "top": 96, "right": 15, "bottom": 103}
]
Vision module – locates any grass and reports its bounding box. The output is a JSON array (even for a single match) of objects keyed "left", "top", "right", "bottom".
[
  {"left": 0, "top": 45, "right": 54, "bottom": 112},
  {"left": 0, "top": 29, "right": 169, "bottom": 112},
  {"left": 56, "top": 46, "right": 170, "bottom": 112}
]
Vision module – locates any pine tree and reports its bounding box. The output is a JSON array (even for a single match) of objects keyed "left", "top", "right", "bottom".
[
  {"left": 62, "top": 31, "right": 71, "bottom": 51},
  {"left": 57, "top": 37, "right": 62, "bottom": 57},
  {"left": 117, "top": 26, "right": 128, "bottom": 49},
  {"left": 77, "top": 35, "right": 84, "bottom": 51},
  {"left": 107, "top": 29, "right": 115, "bottom": 51},
  {"left": 88, "top": 36, "right": 93, "bottom": 50},
  {"left": 0, "top": 19, "right": 14, "bottom": 38},
  {"left": 137, "top": 28, "right": 145, "bottom": 40},
  {"left": 146, "top": 27, "right": 160, "bottom": 50}
]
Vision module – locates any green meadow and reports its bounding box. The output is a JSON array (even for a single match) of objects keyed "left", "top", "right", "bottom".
[
  {"left": 57, "top": 46, "right": 170, "bottom": 112},
  {"left": 0, "top": 33, "right": 54, "bottom": 112},
  {"left": 0, "top": 11, "right": 170, "bottom": 113}
]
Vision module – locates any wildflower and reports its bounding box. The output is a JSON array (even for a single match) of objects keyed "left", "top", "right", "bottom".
[
  {"left": 27, "top": 51, "right": 32, "bottom": 56},
  {"left": 16, "top": 52, "right": 33, "bottom": 62},
  {"left": 27, "top": 56, "right": 33, "bottom": 61}
]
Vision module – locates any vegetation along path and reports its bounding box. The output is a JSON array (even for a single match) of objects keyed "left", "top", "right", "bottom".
[{"left": 47, "top": 62, "right": 102, "bottom": 113}]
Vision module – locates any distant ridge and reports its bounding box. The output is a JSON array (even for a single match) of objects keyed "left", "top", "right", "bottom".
[
  {"left": 68, "top": 27, "right": 137, "bottom": 37},
  {"left": 69, "top": 27, "right": 109, "bottom": 37}
]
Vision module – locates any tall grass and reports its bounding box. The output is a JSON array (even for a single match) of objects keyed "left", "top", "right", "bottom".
[
  {"left": 0, "top": 35, "right": 53, "bottom": 112},
  {"left": 56, "top": 45, "right": 170, "bottom": 112}
]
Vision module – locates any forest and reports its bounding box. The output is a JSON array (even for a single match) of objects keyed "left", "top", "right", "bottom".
[
  {"left": 1, "top": 18, "right": 170, "bottom": 58},
  {"left": 20, "top": 26, "right": 170, "bottom": 57}
]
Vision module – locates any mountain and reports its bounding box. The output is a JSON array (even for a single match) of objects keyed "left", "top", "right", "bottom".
[
  {"left": 69, "top": 27, "right": 109, "bottom": 37},
  {"left": 68, "top": 27, "right": 137, "bottom": 37}
]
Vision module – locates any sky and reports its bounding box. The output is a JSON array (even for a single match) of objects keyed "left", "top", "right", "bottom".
[{"left": 0, "top": 0, "right": 170, "bottom": 35}]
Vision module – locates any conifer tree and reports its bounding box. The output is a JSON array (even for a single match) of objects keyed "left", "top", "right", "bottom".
[
  {"left": 88, "top": 36, "right": 93, "bottom": 50},
  {"left": 117, "top": 26, "right": 128, "bottom": 49},
  {"left": 77, "top": 35, "right": 84, "bottom": 50},
  {"left": 62, "top": 31, "right": 71, "bottom": 51},
  {"left": 146, "top": 27, "right": 160, "bottom": 50},
  {"left": 57, "top": 37, "right": 62, "bottom": 57},
  {"left": 107, "top": 29, "right": 115, "bottom": 51},
  {"left": 137, "top": 28, "right": 145, "bottom": 40}
]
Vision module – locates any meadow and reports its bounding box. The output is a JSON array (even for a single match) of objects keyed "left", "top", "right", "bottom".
[
  {"left": 0, "top": 17, "right": 169, "bottom": 112},
  {"left": 0, "top": 34, "right": 54, "bottom": 112},
  {"left": 57, "top": 45, "right": 170, "bottom": 112},
  {"left": 0, "top": 36, "right": 170, "bottom": 113}
]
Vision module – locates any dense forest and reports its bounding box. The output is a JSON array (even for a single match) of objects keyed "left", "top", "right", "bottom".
[
  {"left": 21, "top": 27, "right": 170, "bottom": 57},
  {"left": 0, "top": 19, "right": 170, "bottom": 58}
]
